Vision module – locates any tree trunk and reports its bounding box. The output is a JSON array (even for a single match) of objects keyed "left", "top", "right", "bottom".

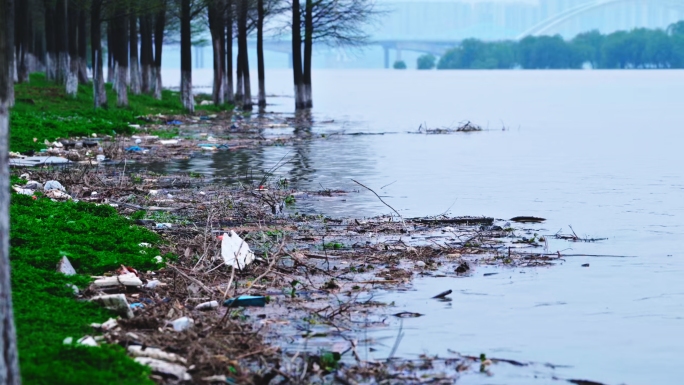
[
  {"left": 235, "top": 50, "right": 243, "bottom": 103},
  {"left": 113, "top": 2, "right": 128, "bottom": 106},
  {"left": 44, "top": 0, "right": 57, "bottom": 81},
  {"left": 208, "top": 1, "right": 224, "bottom": 106},
  {"left": 238, "top": 0, "right": 251, "bottom": 110},
  {"left": 256, "top": 0, "right": 265, "bottom": 109},
  {"left": 15, "top": 0, "right": 29, "bottom": 83},
  {"left": 6, "top": 0, "right": 15, "bottom": 105},
  {"left": 139, "top": 14, "right": 153, "bottom": 94},
  {"left": 55, "top": 0, "right": 69, "bottom": 84},
  {"left": 91, "top": 0, "right": 106, "bottom": 107},
  {"left": 291, "top": 0, "right": 304, "bottom": 109},
  {"left": 77, "top": 8, "right": 88, "bottom": 84},
  {"left": 180, "top": 0, "right": 193, "bottom": 112},
  {"left": 0, "top": 0, "right": 21, "bottom": 382},
  {"left": 106, "top": 23, "right": 114, "bottom": 83},
  {"left": 303, "top": 0, "right": 313, "bottom": 108},
  {"left": 66, "top": 1, "right": 80, "bottom": 97},
  {"left": 224, "top": 0, "right": 234, "bottom": 104},
  {"left": 153, "top": 2, "right": 166, "bottom": 100},
  {"left": 129, "top": 7, "right": 141, "bottom": 95}
]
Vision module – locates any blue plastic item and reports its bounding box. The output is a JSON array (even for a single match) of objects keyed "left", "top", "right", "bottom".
[
  {"left": 130, "top": 303, "right": 144, "bottom": 309},
  {"left": 166, "top": 120, "right": 183, "bottom": 125},
  {"left": 223, "top": 295, "right": 267, "bottom": 308},
  {"left": 125, "top": 146, "right": 144, "bottom": 153}
]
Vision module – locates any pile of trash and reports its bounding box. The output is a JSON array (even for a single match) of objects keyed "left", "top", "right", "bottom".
[
  {"left": 12, "top": 175, "right": 71, "bottom": 201},
  {"left": 56, "top": 231, "right": 267, "bottom": 383}
]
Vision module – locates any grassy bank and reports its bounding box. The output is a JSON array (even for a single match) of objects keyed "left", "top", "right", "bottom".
[
  {"left": 8, "top": 74, "right": 228, "bottom": 383},
  {"left": 10, "top": 191, "right": 166, "bottom": 384},
  {"left": 11, "top": 73, "right": 226, "bottom": 153}
]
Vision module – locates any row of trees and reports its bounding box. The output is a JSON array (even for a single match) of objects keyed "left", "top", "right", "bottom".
[
  {"left": 6, "top": 0, "right": 378, "bottom": 111},
  {"left": 0, "top": 0, "right": 379, "bottom": 381},
  {"left": 431, "top": 22, "right": 684, "bottom": 70}
]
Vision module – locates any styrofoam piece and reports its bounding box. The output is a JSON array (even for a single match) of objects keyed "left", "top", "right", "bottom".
[
  {"left": 220, "top": 230, "right": 255, "bottom": 270},
  {"left": 128, "top": 346, "right": 187, "bottom": 364},
  {"left": 134, "top": 357, "right": 191, "bottom": 381},
  {"left": 77, "top": 336, "right": 99, "bottom": 347},
  {"left": 93, "top": 272, "right": 142, "bottom": 288}
]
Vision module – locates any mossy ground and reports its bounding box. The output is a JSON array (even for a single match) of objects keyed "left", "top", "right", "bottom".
[
  {"left": 11, "top": 73, "right": 230, "bottom": 153},
  {"left": 10, "top": 194, "right": 166, "bottom": 384},
  {"left": 8, "top": 73, "right": 229, "bottom": 383}
]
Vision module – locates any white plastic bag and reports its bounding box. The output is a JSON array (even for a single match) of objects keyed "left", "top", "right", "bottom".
[{"left": 221, "top": 230, "right": 255, "bottom": 270}]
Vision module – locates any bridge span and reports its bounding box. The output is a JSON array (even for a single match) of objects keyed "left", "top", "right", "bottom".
[{"left": 256, "top": 39, "right": 460, "bottom": 69}]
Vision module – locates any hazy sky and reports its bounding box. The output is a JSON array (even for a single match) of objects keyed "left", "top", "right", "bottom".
[{"left": 379, "top": 0, "right": 540, "bottom": 3}]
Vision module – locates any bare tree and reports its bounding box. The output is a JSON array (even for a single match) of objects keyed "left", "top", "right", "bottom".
[
  {"left": 129, "top": 2, "right": 142, "bottom": 95},
  {"left": 289, "top": 0, "right": 378, "bottom": 109},
  {"left": 55, "top": 0, "right": 68, "bottom": 83},
  {"left": 66, "top": 0, "right": 80, "bottom": 97},
  {"left": 44, "top": 0, "right": 57, "bottom": 80},
  {"left": 153, "top": 0, "right": 167, "bottom": 99},
  {"left": 91, "top": 0, "right": 107, "bottom": 107},
  {"left": 15, "top": 0, "right": 30, "bottom": 83},
  {"left": 291, "top": 0, "right": 304, "bottom": 109},
  {"left": 112, "top": 0, "right": 129, "bottom": 106},
  {"left": 256, "top": 0, "right": 266, "bottom": 108},
  {"left": 207, "top": 0, "right": 225, "bottom": 105},
  {"left": 224, "top": 0, "right": 234, "bottom": 103},
  {"left": 140, "top": 11, "right": 154, "bottom": 94},
  {"left": 237, "top": 0, "right": 252, "bottom": 110},
  {"left": 0, "top": 0, "right": 21, "bottom": 383},
  {"left": 176, "top": 0, "right": 207, "bottom": 111},
  {"left": 77, "top": 7, "right": 88, "bottom": 84}
]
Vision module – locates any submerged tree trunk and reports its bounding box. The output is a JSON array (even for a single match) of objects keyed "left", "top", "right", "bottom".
[
  {"left": 291, "top": 0, "right": 304, "bottom": 109},
  {"left": 153, "top": 2, "right": 166, "bottom": 100},
  {"left": 113, "top": 2, "right": 128, "bottom": 106},
  {"left": 180, "top": 0, "right": 193, "bottom": 112},
  {"left": 44, "top": 0, "right": 57, "bottom": 81},
  {"left": 77, "top": 9, "right": 88, "bottom": 84},
  {"left": 208, "top": 1, "right": 224, "bottom": 106},
  {"left": 303, "top": 0, "right": 313, "bottom": 108},
  {"left": 0, "top": 0, "right": 21, "bottom": 382},
  {"left": 235, "top": 50, "right": 243, "bottom": 103},
  {"left": 256, "top": 0, "right": 265, "bottom": 108},
  {"left": 55, "top": 0, "right": 69, "bottom": 84},
  {"left": 129, "top": 9, "right": 141, "bottom": 95},
  {"left": 91, "top": 0, "right": 107, "bottom": 107},
  {"left": 238, "top": 0, "right": 251, "bottom": 110},
  {"left": 66, "top": 1, "right": 80, "bottom": 97},
  {"left": 224, "top": 0, "right": 234, "bottom": 104},
  {"left": 139, "top": 14, "right": 154, "bottom": 94}
]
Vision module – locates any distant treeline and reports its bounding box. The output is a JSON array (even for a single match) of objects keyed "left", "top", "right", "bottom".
[{"left": 425, "top": 21, "right": 684, "bottom": 70}]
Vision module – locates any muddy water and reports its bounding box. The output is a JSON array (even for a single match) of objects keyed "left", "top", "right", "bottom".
[{"left": 158, "top": 69, "right": 684, "bottom": 384}]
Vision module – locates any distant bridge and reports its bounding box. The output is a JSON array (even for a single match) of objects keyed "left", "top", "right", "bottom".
[
  {"left": 255, "top": 39, "right": 460, "bottom": 69},
  {"left": 517, "top": 0, "right": 684, "bottom": 39}
]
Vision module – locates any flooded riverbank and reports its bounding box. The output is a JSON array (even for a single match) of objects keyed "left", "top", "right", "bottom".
[{"left": 148, "top": 69, "right": 684, "bottom": 385}]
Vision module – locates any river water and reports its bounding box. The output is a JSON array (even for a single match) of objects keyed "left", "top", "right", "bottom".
[{"left": 159, "top": 69, "right": 684, "bottom": 384}]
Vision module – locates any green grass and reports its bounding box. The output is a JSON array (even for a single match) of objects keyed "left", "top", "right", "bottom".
[
  {"left": 10, "top": 194, "right": 165, "bottom": 384},
  {"left": 11, "top": 73, "right": 232, "bottom": 153}
]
